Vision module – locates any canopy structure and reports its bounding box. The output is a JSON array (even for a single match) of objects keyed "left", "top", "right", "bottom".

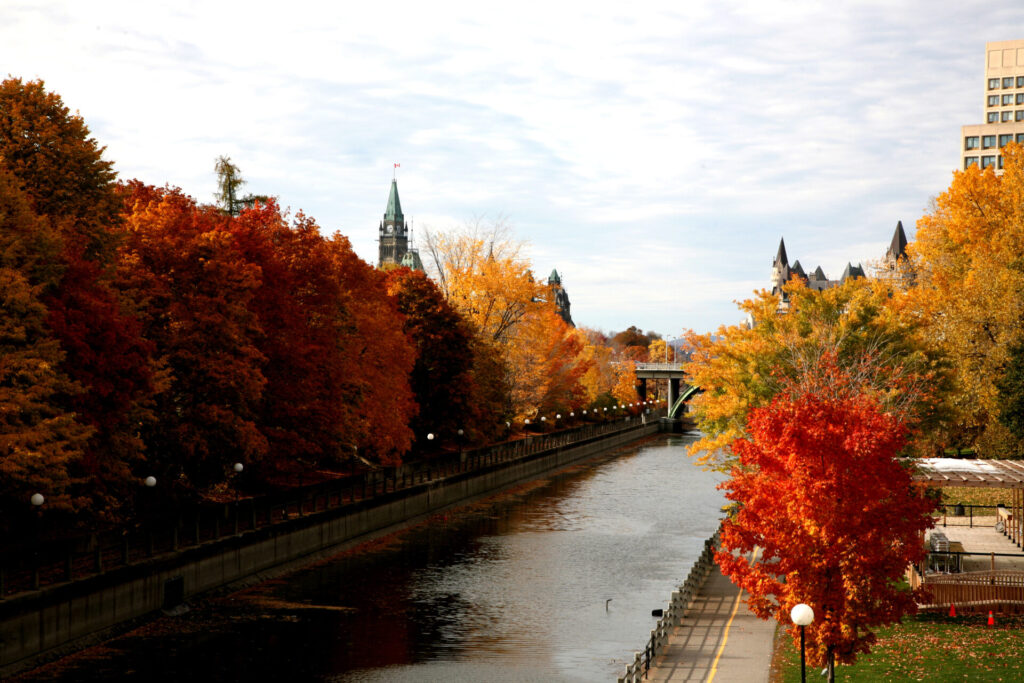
[{"left": 913, "top": 458, "right": 1024, "bottom": 488}]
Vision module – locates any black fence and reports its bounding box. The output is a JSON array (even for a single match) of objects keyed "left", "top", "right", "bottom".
[
  {"left": 0, "top": 413, "right": 663, "bottom": 600},
  {"left": 935, "top": 504, "right": 1005, "bottom": 529}
]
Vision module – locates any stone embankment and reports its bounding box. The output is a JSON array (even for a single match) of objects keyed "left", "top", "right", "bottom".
[{"left": 1, "top": 418, "right": 663, "bottom": 676}]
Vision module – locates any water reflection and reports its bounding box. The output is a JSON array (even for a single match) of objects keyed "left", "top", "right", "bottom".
[{"left": 17, "top": 434, "right": 723, "bottom": 683}]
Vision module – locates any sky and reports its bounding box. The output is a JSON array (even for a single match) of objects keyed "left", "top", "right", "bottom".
[{"left": 3, "top": 1, "right": 1023, "bottom": 335}]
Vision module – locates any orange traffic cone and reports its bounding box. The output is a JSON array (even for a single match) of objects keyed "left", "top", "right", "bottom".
[
  {"left": 988, "top": 611, "right": 995, "bottom": 627},
  {"left": 949, "top": 604, "right": 956, "bottom": 618}
]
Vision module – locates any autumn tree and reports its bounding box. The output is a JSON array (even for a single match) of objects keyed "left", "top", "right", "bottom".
[
  {"left": 385, "top": 267, "right": 494, "bottom": 443},
  {"left": 0, "top": 78, "right": 154, "bottom": 518},
  {"left": 0, "top": 168, "right": 92, "bottom": 528},
  {"left": 421, "top": 222, "right": 591, "bottom": 421},
  {"left": 577, "top": 327, "right": 618, "bottom": 406},
  {"left": 326, "top": 235, "right": 417, "bottom": 465},
  {"left": 421, "top": 221, "right": 544, "bottom": 344},
  {"left": 120, "top": 183, "right": 267, "bottom": 491},
  {"left": 717, "top": 361, "right": 935, "bottom": 680},
  {"left": 504, "top": 306, "right": 591, "bottom": 419},
  {"left": 685, "top": 277, "right": 952, "bottom": 470},
  {"left": 230, "top": 203, "right": 355, "bottom": 475},
  {"left": 910, "top": 143, "right": 1024, "bottom": 453}
]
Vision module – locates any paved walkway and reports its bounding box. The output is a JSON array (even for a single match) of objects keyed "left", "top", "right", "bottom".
[{"left": 646, "top": 561, "right": 776, "bottom": 682}]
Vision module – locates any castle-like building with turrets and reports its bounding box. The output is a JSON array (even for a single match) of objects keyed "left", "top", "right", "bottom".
[{"left": 770, "top": 221, "right": 910, "bottom": 309}]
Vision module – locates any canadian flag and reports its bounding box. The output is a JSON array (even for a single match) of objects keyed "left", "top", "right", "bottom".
[{"left": 394, "top": 163, "right": 400, "bottom": 169}]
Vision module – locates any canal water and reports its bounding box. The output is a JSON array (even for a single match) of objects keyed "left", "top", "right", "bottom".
[{"left": 17, "top": 433, "right": 724, "bottom": 683}]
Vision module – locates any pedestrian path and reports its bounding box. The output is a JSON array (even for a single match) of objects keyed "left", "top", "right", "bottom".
[{"left": 646, "top": 559, "right": 776, "bottom": 682}]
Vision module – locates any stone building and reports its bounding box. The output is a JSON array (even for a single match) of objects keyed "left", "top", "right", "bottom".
[
  {"left": 770, "top": 222, "right": 908, "bottom": 307},
  {"left": 547, "top": 269, "right": 574, "bottom": 327}
]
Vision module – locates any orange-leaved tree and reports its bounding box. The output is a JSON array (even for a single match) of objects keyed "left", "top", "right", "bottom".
[
  {"left": 504, "top": 305, "right": 591, "bottom": 420},
  {"left": 716, "top": 359, "right": 936, "bottom": 680},
  {"left": 326, "top": 234, "right": 417, "bottom": 466},
  {"left": 0, "top": 166, "right": 92, "bottom": 528},
  {"left": 230, "top": 204, "right": 356, "bottom": 476},
  {"left": 1, "top": 78, "right": 154, "bottom": 519},
  {"left": 119, "top": 183, "right": 267, "bottom": 492}
]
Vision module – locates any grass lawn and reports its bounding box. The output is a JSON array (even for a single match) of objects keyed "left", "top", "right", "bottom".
[
  {"left": 771, "top": 612, "right": 1024, "bottom": 682},
  {"left": 941, "top": 487, "right": 1010, "bottom": 509}
]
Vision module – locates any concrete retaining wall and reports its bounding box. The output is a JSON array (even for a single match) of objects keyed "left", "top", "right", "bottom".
[{"left": 1, "top": 422, "right": 658, "bottom": 675}]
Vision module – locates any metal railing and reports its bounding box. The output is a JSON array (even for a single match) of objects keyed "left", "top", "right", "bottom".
[
  {"left": 0, "top": 413, "right": 663, "bottom": 601},
  {"left": 618, "top": 523, "right": 722, "bottom": 683}
]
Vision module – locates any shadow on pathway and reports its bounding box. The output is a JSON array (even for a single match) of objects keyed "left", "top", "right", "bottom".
[{"left": 646, "top": 558, "right": 776, "bottom": 682}]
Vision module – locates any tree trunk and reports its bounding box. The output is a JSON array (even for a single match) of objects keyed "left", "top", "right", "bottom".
[{"left": 827, "top": 647, "right": 835, "bottom": 683}]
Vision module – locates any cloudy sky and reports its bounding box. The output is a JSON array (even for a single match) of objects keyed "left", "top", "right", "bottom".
[{"left": 3, "top": 1, "right": 1022, "bottom": 334}]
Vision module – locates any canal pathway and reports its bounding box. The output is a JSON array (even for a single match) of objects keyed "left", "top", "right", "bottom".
[{"left": 15, "top": 433, "right": 723, "bottom": 682}]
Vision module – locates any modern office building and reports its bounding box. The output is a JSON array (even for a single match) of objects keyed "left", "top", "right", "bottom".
[{"left": 961, "top": 40, "right": 1024, "bottom": 172}]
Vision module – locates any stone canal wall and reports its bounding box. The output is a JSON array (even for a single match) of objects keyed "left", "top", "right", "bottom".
[{"left": 1, "top": 420, "right": 660, "bottom": 675}]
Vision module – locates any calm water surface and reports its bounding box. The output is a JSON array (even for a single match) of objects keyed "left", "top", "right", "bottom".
[{"left": 19, "top": 434, "right": 723, "bottom": 682}]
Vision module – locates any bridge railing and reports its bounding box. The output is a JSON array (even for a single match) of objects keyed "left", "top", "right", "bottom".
[
  {"left": 634, "top": 362, "right": 686, "bottom": 372},
  {"left": 0, "top": 411, "right": 664, "bottom": 601}
]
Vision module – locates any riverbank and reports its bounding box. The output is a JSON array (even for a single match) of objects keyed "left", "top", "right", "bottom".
[
  {"left": 2, "top": 419, "right": 661, "bottom": 677},
  {"left": 10, "top": 432, "right": 723, "bottom": 682}
]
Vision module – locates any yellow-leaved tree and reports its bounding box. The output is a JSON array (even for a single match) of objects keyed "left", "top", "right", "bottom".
[
  {"left": 684, "top": 278, "right": 952, "bottom": 470},
  {"left": 910, "top": 143, "right": 1024, "bottom": 454},
  {"left": 421, "top": 222, "right": 590, "bottom": 421}
]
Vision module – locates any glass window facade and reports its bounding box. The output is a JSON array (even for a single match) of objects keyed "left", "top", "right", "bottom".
[
  {"left": 1018, "top": 76, "right": 1024, "bottom": 87},
  {"left": 982, "top": 155, "right": 997, "bottom": 168},
  {"left": 1017, "top": 93, "right": 1024, "bottom": 104},
  {"left": 1017, "top": 133, "right": 1024, "bottom": 143},
  {"left": 966, "top": 136, "right": 980, "bottom": 149},
  {"left": 1000, "top": 156, "right": 1006, "bottom": 169},
  {"left": 1000, "top": 134, "right": 1014, "bottom": 147},
  {"left": 965, "top": 156, "right": 979, "bottom": 168},
  {"left": 1003, "top": 111, "right": 1013, "bottom": 121},
  {"left": 989, "top": 112, "right": 1000, "bottom": 122},
  {"left": 990, "top": 78, "right": 1001, "bottom": 89},
  {"left": 983, "top": 135, "right": 997, "bottom": 148},
  {"left": 1004, "top": 77, "right": 1014, "bottom": 88},
  {"left": 1017, "top": 111, "right": 1024, "bottom": 121},
  {"left": 990, "top": 95, "right": 1000, "bottom": 106},
  {"left": 1004, "top": 94, "right": 1014, "bottom": 105}
]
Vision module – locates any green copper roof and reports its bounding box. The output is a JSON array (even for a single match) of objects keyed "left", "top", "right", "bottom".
[
  {"left": 401, "top": 248, "right": 424, "bottom": 272},
  {"left": 385, "top": 179, "right": 404, "bottom": 223},
  {"left": 548, "top": 268, "right": 561, "bottom": 284}
]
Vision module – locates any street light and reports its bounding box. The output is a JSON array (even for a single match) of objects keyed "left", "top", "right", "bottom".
[
  {"left": 233, "top": 462, "right": 244, "bottom": 473},
  {"left": 30, "top": 493, "right": 45, "bottom": 507},
  {"left": 791, "top": 603, "right": 814, "bottom": 683},
  {"left": 427, "top": 432, "right": 435, "bottom": 440},
  {"left": 144, "top": 476, "right": 157, "bottom": 488}
]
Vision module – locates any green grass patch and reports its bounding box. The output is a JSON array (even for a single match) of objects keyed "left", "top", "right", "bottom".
[
  {"left": 940, "top": 487, "right": 1009, "bottom": 508},
  {"left": 772, "top": 612, "right": 1024, "bottom": 682}
]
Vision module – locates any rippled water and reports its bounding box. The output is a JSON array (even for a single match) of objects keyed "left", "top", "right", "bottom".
[{"left": 18, "top": 434, "right": 723, "bottom": 683}]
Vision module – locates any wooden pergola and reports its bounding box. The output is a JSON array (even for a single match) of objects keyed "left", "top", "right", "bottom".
[
  {"left": 914, "top": 458, "right": 1024, "bottom": 543},
  {"left": 909, "top": 458, "right": 1024, "bottom": 612}
]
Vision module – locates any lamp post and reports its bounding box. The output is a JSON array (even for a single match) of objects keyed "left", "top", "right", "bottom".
[
  {"left": 30, "top": 493, "right": 44, "bottom": 589},
  {"left": 790, "top": 603, "right": 814, "bottom": 683}
]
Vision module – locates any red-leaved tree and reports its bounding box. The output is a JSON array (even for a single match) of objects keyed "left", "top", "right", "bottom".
[{"left": 716, "top": 360, "right": 935, "bottom": 678}]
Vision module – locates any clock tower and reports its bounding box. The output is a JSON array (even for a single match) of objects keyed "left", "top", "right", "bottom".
[{"left": 377, "top": 179, "right": 408, "bottom": 267}]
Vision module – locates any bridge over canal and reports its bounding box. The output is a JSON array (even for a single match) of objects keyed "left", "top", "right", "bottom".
[{"left": 634, "top": 363, "right": 700, "bottom": 419}]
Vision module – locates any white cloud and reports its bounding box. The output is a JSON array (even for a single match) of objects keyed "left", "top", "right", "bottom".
[{"left": 3, "top": 0, "right": 1024, "bottom": 332}]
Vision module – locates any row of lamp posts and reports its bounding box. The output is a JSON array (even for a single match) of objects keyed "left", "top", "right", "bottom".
[{"left": 25, "top": 461, "right": 247, "bottom": 579}]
